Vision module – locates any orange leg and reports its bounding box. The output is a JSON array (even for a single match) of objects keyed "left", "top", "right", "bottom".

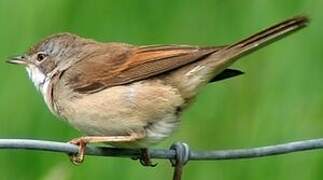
[{"left": 68, "top": 134, "right": 143, "bottom": 165}]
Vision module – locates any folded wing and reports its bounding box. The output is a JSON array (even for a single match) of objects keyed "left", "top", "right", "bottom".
[{"left": 66, "top": 44, "right": 223, "bottom": 94}]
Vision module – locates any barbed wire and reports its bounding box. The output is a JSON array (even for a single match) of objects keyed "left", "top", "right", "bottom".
[{"left": 1, "top": 138, "right": 323, "bottom": 180}]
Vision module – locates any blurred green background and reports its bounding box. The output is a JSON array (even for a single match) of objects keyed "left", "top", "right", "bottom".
[{"left": 0, "top": 0, "right": 322, "bottom": 179}]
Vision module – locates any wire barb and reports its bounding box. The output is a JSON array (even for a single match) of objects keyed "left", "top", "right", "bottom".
[{"left": 170, "top": 142, "right": 191, "bottom": 180}]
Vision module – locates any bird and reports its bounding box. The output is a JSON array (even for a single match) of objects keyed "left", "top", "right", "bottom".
[{"left": 7, "top": 16, "right": 309, "bottom": 165}]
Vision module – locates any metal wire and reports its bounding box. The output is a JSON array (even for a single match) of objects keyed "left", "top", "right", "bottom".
[
  {"left": 170, "top": 142, "right": 191, "bottom": 180},
  {"left": 0, "top": 138, "right": 323, "bottom": 160},
  {"left": 1, "top": 138, "right": 323, "bottom": 160},
  {"left": 2, "top": 138, "right": 323, "bottom": 180}
]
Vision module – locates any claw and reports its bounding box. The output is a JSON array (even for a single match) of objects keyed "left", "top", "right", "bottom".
[
  {"left": 68, "top": 138, "right": 87, "bottom": 165},
  {"left": 67, "top": 135, "right": 143, "bottom": 165},
  {"left": 139, "top": 148, "right": 158, "bottom": 167}
]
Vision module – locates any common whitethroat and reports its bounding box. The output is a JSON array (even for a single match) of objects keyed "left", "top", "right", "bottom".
[{"left": 7, "top": 16, "right": 309, "bottom": 165}]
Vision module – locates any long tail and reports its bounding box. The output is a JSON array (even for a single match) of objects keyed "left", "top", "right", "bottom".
[
  {"left": 209, "top": 16, "right": 309, "bottom": 71},
  {"left": 169, "top": 16, "right": 309, "bottom": 101}
]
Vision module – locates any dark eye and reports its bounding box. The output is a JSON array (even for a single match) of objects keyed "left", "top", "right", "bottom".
[{"left": 36, "top": 53, "right": 47, "bottom": 62}]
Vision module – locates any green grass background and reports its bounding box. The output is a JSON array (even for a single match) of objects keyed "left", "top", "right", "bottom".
[{"left": 0, "top": 0, "right": 322, "bottom": 179}]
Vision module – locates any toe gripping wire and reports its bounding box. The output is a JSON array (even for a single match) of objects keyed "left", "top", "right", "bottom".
[{"left": 170, "top": 142, "right": 190, "bottom": 180}]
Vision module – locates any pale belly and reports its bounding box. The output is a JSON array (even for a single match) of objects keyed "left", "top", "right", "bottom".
[{"left": 55, "top": 80, "right": 185, "bottom": 147}]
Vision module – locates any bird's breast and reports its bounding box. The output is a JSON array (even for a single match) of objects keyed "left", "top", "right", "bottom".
[{"left": 53, "top": 79, "right": 185, "bottom": 147}]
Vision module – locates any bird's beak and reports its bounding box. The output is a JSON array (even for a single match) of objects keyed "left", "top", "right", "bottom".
[{"left": 6, "top": 55, "right": 27, "bottom": 66}]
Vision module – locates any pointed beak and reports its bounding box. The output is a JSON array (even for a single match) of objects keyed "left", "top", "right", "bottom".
[{"left": 6, "top": 55, "right": 27, "bottom": 66}]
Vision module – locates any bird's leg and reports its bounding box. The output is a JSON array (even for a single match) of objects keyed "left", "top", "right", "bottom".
[
  {"left": 139, "top": 148, "right": 158, "bottom": 167},
  {"left": 68, "top": 133, "right": 143, "bottom": 165}
]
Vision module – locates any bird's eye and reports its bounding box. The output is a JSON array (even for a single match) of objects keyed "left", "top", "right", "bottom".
[{"left": 36, "top": 53, "right": 47, "bottom": 62}]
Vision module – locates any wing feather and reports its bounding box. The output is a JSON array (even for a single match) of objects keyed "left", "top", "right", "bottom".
[{"left": 65, "top": 44, "right": 223, "bottom": 93}]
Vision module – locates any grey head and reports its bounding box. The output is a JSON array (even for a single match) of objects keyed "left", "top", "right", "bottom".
[{"left": 7, "top": 33, "right": 96, "bottom": 90}]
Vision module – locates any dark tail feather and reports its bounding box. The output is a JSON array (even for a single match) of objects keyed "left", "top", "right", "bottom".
[{"left": 209, "top": 69, "right": 244, "bottom": 83}]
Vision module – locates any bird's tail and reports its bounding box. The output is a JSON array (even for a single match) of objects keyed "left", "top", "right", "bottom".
[
  {"left": 208, "top": 16, "right": 309, "bottom": 72},
  {"left": 169, "top": 16, "right": 309, "bottom": 101}
]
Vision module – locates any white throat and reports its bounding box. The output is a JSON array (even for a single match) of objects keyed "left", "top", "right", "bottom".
[
  {"left": 25, "top": 66, "right": 53, "bottom": 113},
  {"left": 26, "top": 65, "right": 47, "bottom": 91}
]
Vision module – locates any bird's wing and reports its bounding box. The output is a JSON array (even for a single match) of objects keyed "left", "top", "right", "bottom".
[{"left": 64, "top": 44, "right": 224, "bottom": 93}]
